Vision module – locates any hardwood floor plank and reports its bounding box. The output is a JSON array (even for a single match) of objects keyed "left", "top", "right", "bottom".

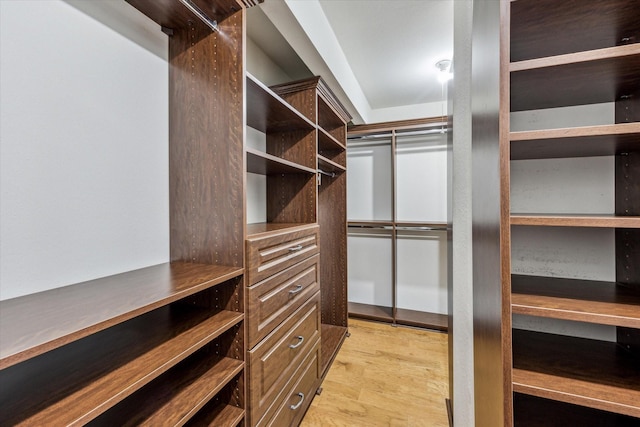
[{"left": 300, "top": 319, "right": 449, "bottom": 427}]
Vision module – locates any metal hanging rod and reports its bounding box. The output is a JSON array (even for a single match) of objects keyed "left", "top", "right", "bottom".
[
  {"left": 178, "top": 0, "right": 219, "bottom": 32},
  {"left": 396, "top": 226, "right": 447, "bottom": 232},
  {"left": 317, "top": 169, "right": 336, "bottom": 178}
]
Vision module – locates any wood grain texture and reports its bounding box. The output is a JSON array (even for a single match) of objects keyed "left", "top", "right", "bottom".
[
  {"left": 246, "top": 222, "right": 316, "bottom": 237},
  {"left": 511, "top": 275, "right": 640, "bottom": 328},
  {"left": 185, "top": 375, "right": 245, "bottom": 427},
  {"left": 348, "top": 302, "right": 394, "bottom": 322},
  {"left": 267, "top": 174, "right": 317, "bottom": 224},
  {"left": 510, "top": 213, "right": 640, "bottom": 228},
  {"left": 267, "top": 129, "right": 316, "bottom": 169},
  {"left": 320, "top": 324, "right": 348, "bottom": 380},
  {"left": 510, "top": 45, "right": 640, "bottom": 111},
  {"left": 126, "top": 0, "right": 246, "bottom": 31},
  {"left": 348, "top": 117, "right": 446, "bottom": 135},
  {"left": 510, "top": 123, "right": 640, "bottom": 160},
  {"left": 89, "top": 354, "right": 244, "bottom": 426},
  {"left": 247, "top": 293, "right": 321, "bottom": 426},
  {"left": 512, "top": 329, "right": 640, "bottom": 418},
  {"left": 245, "top": 224, "right": 319, "bottom": 286},
  {"left": 318, "top": 128, "right": 346, "bottom": 167},
  {"left": 301, "top": 319, "right": 449, "bottom": 427},
  {"left": 510, "top": 0, "right": 640, "bottom": 62},
  {"left": 395, "top": 308, "right": 448, "bottom": 332},
  {"left": 317, "top": 155, "right": 346, "bottom": 173},
  {"left": 169, "top": 16, "right": 244, "bottom": 266},
  {"left": 0, "top": 262, "right": 243, "bottom": 369},
  {"left": 0, "top": 306, "right": 244, "bottom": 426},
  {"left": 514, "top": 394, "right": 640, "bottom": 427},
  {"left": 247, "top": 255, "right": 320, "bottom": 348}
]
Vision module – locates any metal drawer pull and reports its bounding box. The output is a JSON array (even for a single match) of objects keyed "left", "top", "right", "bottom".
[
  {"left": 288, "top": 244, "right": 303, "bottom": 252},
  {"left": 290, "top": 392, "right": 305, "bottom": 410},
  {"left": 289, "top": 284, "right": 303, "bottom": 295},
  {"left": 289, "top": 335, "right": 304, "bottom": 349}
]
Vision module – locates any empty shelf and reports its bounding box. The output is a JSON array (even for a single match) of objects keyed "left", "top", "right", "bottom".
[
  {"left": 246, "top": 148, "right": 316, "bottom": 175},
  {"left": 510, "top": 214, "right": 640, "bottom": 228},
  {"left": 317, "top": 155, "right": 346, "bottom": 173}
]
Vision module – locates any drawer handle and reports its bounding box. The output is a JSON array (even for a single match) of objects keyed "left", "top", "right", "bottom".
[
  {"left": 288, "top": 244, "right": 303, "bottom": 252},
  {"left": 290, "top": 392, "right": 305, "bottom": 410},
  {"left": 289, "top": 335, "right": 304, "bottom": 349},
  {"left": 289, "top": 284, "right": 304, "bottom": 295}
]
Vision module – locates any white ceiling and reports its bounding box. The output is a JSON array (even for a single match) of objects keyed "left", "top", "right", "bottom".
[{"left": 247, "top": 0, "right": 453, "bottom": 124}]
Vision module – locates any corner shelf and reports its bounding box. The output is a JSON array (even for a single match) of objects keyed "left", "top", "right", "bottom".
[
  {"left": 510, "top": 214, "right": 640, "bottom": 228},
  {"left": 511, "top": 275, "right": 640, "bottom": 328},
  {"left": 246, "top": 147, "right": 316, "bottom": 175},
  {"left": 512, "top": 329, "right": 640, "bottom": 418},
  {"left": 246, "top": 73, "right": 316, "bottom": 133},
  {"left": 0, "top": 262, "right": 243, "bottom": 369},
  {"left": 510, "top": 123, "right": 640, "bottom": 160}
]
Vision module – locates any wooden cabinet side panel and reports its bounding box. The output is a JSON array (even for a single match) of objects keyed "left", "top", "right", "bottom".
[{"left": 169, "top": 13, "right": 244, "bottom": 267}]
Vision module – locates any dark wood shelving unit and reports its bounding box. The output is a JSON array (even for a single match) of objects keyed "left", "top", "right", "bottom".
[
  {"left": 186, "top": 399, "right": 245, "bottom": 427},
  {"left": 473, "top": 0, "right": 640, "bottom": 425},
  {"left": 318, "top": 127, "right": 347, "bottom": 152},
  {"left": 510, "top": 123, "right": 640, "bottom": 160},
  {"left": 0, "top": 303, "right": 244, "bottom": 426},
  {"left": 512, "top": 329, "right": 640, "bottom": 418},
  {"left": 246, "top": 147, "right": 316, "bottom": 175},
  {"left": 0, "top": 262, "right": 243, "bottom": 369},
  {"left": 512, "top": 275, "right": 640, "bottom": 328},
  {"left": 246, "top": 222, "right": 316, "bottom": 238},
  {"left": 510, "top": 214, "right": 640, "bottom": 228}
]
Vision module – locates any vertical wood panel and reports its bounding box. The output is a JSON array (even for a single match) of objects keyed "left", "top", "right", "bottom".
[
  {"left": 169, "top": 13, "right": 244, "bottom": 267},
  {"left": 472, "top": 0, "right": 512, "bottom": 426}
]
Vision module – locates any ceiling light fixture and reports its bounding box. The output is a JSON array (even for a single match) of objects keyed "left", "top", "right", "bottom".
[{"left": 435, "top": 59, "right": 452, "bottom": 83}]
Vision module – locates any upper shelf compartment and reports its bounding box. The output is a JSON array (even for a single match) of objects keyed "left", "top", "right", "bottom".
[
  {"left": 510, "top": 0, "right": 640, "bottom": 62},
  {"left": 246, "top": 73, "right": 316, "bottom": 134},
  {"left": 126, "top": 0, "right": 254, "bottom": 31},
  {"left": 510, "top": 45, "right": 640, "bottom": 112}
]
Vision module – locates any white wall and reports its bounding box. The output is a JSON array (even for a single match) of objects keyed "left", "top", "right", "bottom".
[{"left": 0, "top": 1, "right": 168, "bottom": 300}]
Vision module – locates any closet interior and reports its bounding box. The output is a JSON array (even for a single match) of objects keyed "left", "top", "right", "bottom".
[{"left": 347, "top": 118, "right": 448, "bottom": 330}]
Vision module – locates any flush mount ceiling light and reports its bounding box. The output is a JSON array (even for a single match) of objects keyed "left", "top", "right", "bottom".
[{"left": 435, "top": 59, "right": 453, "bottom": 83}]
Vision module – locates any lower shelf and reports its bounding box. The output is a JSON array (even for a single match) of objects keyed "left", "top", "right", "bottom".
[
  {"left": 348, "top": 303, "right": 448, "bottom": 331},
  {"left": 320, "top": 323, "right": 348, "bottom": 379},
  {"left": 512, "top": 329, "right": 640, "bottom": 418},
  {"left": 348, "top": 302, "right": 393, "bottom": 322},
  {"left": 514, "top": 394, "right": 640, "bottom": 427},
  {"left": 186, "top": 403, "right": 244, "bottom": 427}
]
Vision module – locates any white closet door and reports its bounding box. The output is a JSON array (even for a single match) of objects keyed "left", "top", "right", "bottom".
[
  {"left": 396, "top": 230, "right": 448, "bottom": 314},
  {"left": 396, "top": 132, "right": 447, "bottom": 222},
  {"left": 347, "top": 228, "right": 393, "bottom": 308},
  {"left": 346, "top": 138, "right": 392, "bottom": 221}
]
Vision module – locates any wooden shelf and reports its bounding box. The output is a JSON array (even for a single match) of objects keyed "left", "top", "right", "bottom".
[
  {"left": 0, "top": 262, "right": 243, "bottom": 370},
  {"left": 514, "top": 393, "right": 640, "bottom": 427},
  {"left": 246, "top": 147, "right": 316, "bottom": 175},
  {"left": 510, "top": 214, "right": 640, "bottom": 228},
  {"left": 395, "top": 308, "right": 448, "bottom": 332},
  {"left": 93, "top": 354, "right": 244, "bottom": 426},
  {"left": 318, "top": 155, "right": 346, "bottom": 173},
  {"left": 246, "top": 73, "right": 316, "bottom": 133},
  {"left": 320, "top": 324, "right": 348, "bottom": 379},
  {"left": 510, "top": 45, "right": 640, "bottom": 111},
  {"left": 511, "top": 275, "right": 640, "bottom": 328},
  {"left": 186, "top": 403, "right": 244, "bottom": 427},
  {"left": 512, "top": 329, "right": 640, "bottom": 418},
  {"left": 0, "top": 307, "right": 244, "bottom": 426},
  {"left": 510, "top": 123, "right": 640, "bottom": 160},
  {"left": 510, "top": 0, "right": 640, "bottom": 62},
  {"left": 318, "top": 127, "right": 346, "bottom": 152},
  {"left": 348, "top": 220, "right": 394, "bottom": 228},
  {"left": 245, "top": 222, "right": 317, "bottom": 239},
  {"left": 348, "top": 302, "right": 394, "bottom": 322}
]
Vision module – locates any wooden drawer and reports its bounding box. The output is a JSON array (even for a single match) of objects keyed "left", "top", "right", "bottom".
[
  {"left": 248, "top": 292, "right": 321, "bottom": 425},
  {"left": 247, "top": 254, "right": 320, "bottom": 349},
  {"left": 256, "top": 341, "right": 321, "bottom": 427},
  {"left": 246, "top": 225, "right": 319, "bottom": 286}
]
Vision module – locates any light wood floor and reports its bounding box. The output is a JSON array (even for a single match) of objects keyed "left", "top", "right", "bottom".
[{"left": 301, "top": 319, "right": 450, "bottom": 427}]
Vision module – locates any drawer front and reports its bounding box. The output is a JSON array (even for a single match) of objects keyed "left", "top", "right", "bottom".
[
  {"left": 246, "top": 225, "right": 319, "bottom": 286},
  {"left": 258, "top": 342, "right": 321, "bottom": 427},
  {"left": 248, "top": 292, "right": 321, "bottom": 425},
  {"left": 247, "top": 254, "right": 320, "bottom": 349}
]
